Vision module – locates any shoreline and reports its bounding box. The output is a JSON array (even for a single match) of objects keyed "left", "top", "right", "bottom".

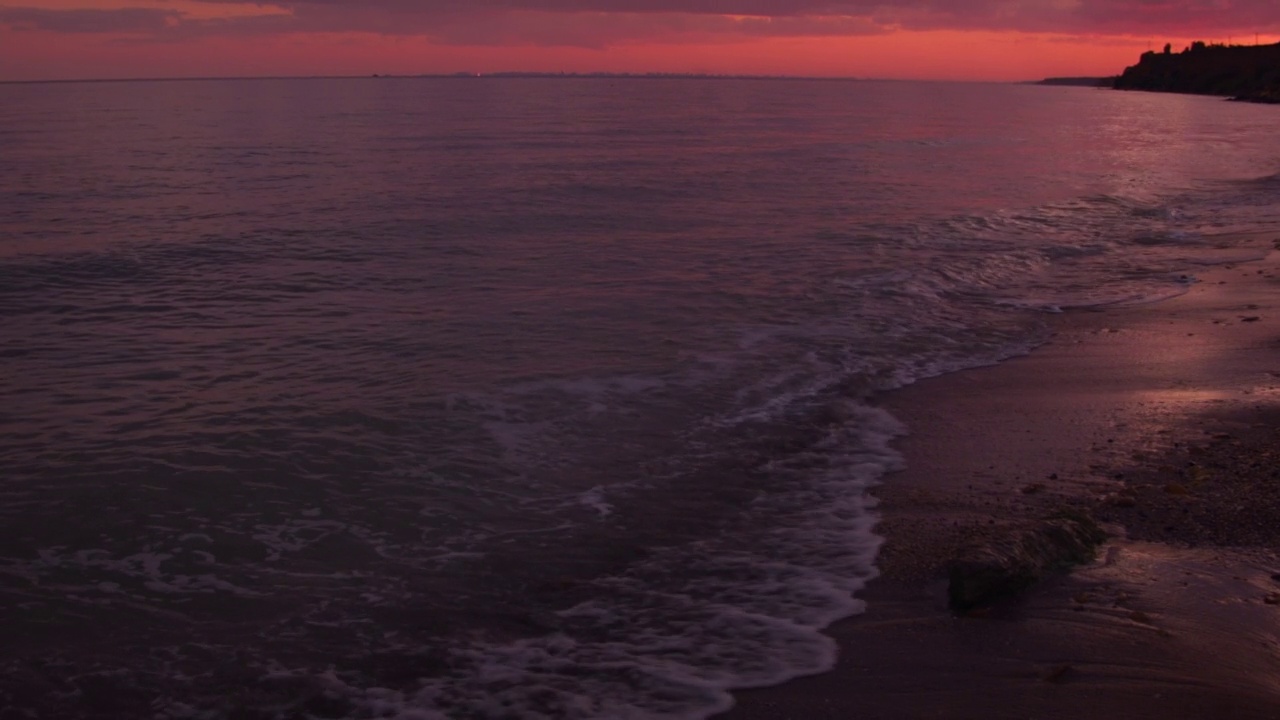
[{"left": 720, "top": 250, "right": 1280, "bottom": 719}]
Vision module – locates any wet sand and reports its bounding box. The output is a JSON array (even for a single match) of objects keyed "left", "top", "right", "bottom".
[{"left": 721, "top": 249, "right": 1280, "bottom": 719}]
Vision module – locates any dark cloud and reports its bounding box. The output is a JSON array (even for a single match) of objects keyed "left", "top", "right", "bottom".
[
  {"left": 0, "top": 6, "right": 178, "bottom": 33},
  {"left": 1072, "top": 0, "right": 1280, "bottom": 35},
  {"left": 2, "top": 0, "right": 1279, "bottom": 42}
]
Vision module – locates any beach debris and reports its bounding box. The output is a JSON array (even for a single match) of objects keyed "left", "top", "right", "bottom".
[
  {"left": 1164, "top": 483, "right": 1189, "bottom": 496},
  {"left": 1241, "top": 316, "right": 1262, "bottom": 322},
  {"left": 1128, "top": 610, "right": 1152, "bottom": 624},
  {"left": 947, "top": 511, "right": 1107, "bottom": 612},
  {"left": 1265, "top": 593, "right": 1280, "bottom": 606}
]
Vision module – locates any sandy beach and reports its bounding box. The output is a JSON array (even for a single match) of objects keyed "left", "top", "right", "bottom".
[{"left": 721, "top": 246, "right": 1280, "bottom": 719}]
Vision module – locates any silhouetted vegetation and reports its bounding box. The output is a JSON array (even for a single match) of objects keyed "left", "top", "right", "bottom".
[{"left": 1113, "top": 41, "right": 1280, "bottom": 103}]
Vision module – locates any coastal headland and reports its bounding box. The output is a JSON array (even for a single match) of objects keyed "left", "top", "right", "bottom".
[
  {"left": 722, "top": 246, "right": 1280, "bottom": 719},
  {"left": 1113, "top": 42, "right": 1280, "bottom": 103}
]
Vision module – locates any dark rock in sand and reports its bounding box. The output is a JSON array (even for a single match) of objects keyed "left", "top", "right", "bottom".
[{"left": 948, "top": 511, "right": 1107, "bottom": 611}]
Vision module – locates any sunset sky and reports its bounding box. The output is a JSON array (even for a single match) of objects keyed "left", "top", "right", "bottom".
[{"left": 2, "top": 1, "right": 1279, "bottom": 82}]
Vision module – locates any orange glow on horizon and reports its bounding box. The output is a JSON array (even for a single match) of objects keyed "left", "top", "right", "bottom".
[{"left": 3, "top": 4, "right": 1280, "bottom": 84}]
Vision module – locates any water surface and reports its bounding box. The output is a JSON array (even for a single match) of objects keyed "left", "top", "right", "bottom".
[{"left": 2, "top": 78, "right": 1278, "bottom": 719}]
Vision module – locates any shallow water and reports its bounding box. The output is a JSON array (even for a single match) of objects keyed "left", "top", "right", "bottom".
[{"left": 1, "top": 78, "right": 1278, "bottom": 718}]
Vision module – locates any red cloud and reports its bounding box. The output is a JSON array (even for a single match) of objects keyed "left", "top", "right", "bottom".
[{"left": 3, "top": 0, "right": 1279, "bottom": 43}]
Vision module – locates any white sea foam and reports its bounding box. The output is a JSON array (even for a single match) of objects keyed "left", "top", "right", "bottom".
[
  {"left": 251, "top": 518, "right": 348, "bottom": 561},
  {"left": 578, "top": 486, "right": 614, "bottom": 518},
  {"left": 313, "top": 403, "right": 900, "bottom": 720},
  {"left": 19, "top": 546, "right": 262, "bottom": 600}
]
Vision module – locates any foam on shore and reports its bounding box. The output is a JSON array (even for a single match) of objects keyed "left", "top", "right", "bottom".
[{"left": 721, "top": 251, "right": 1280, "bottom": 719}]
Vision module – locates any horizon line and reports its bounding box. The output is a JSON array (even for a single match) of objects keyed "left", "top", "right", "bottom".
[{"left": 0, "top": 72, "right": 1081, "bottom": 87}]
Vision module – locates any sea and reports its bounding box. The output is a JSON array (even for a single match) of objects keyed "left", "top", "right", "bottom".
[{"left": 1, "top": 77, "right": 1278, "bottom": 720}]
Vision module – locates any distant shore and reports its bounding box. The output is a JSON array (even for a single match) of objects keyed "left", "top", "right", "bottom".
[
  {"left": 1035, "top": 76, "right": 1114, "bottom": 87},
  {"left": 721, "top": 247, "right": 1280, "bottom": 719}
]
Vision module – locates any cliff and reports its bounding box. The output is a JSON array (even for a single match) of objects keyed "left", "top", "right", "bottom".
[{"left": 1113, "top": 42, "right": 1280, "bottom": 103}]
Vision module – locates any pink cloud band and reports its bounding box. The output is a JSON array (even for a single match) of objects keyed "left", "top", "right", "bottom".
[{"left": 3, "top": 1, "right": 1279, "bottom": 44}]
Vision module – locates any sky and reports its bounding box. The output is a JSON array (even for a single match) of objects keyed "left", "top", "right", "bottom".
[{"left": 2, "top": 1, "right": 1279, "bottom": 82}]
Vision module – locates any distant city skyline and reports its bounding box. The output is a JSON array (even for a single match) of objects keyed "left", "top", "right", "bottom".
[{"left": 2, "top": 1, "right": 1279, "bottom": 82}]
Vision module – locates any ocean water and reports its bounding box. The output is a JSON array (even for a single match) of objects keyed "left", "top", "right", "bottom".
[{"left": 1, "top": 77, "right": 1278, "bottom": 719}]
